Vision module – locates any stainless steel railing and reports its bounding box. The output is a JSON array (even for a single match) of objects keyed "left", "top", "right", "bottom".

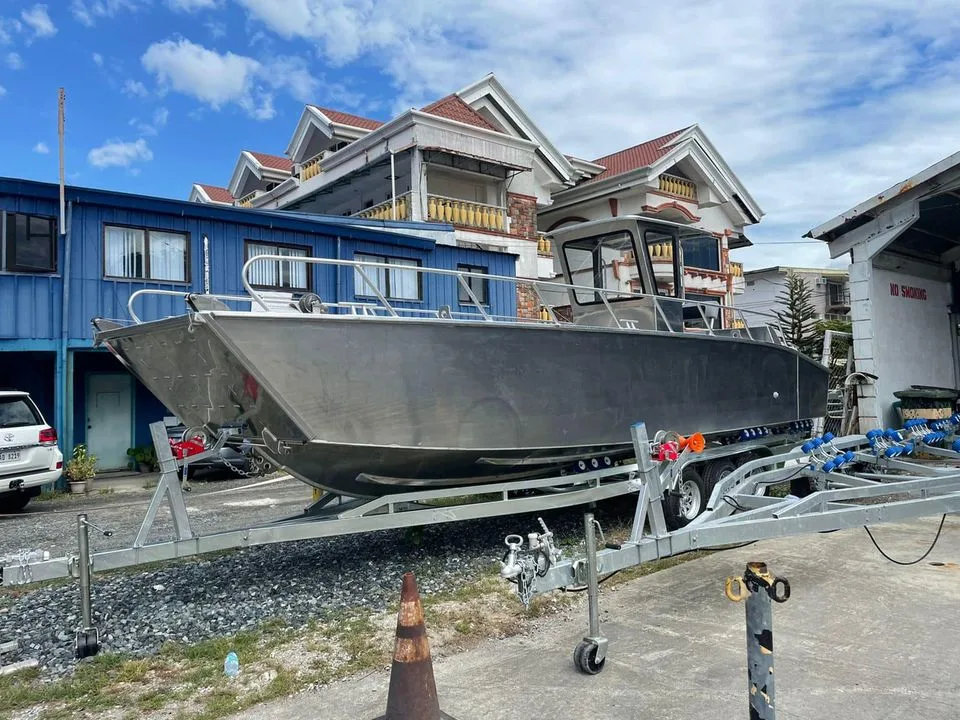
[
  {"left": 234, "top": 255, "right": 788, "bottom": 345},
  {"left": 122, "top": 260, "right": 786, "bottom": 346}
]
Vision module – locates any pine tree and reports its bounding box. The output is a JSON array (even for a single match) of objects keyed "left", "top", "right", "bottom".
[{"left": 774, "top": 273, "right": 819, "bottom": 357}]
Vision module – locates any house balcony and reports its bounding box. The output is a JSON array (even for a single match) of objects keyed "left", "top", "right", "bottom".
[
  {"left": 297, "top": 152, "right": 324, "bottom": 182},
  {"left": 236, "top": 190, "right": 261, "bottom": 208},
  {"left": 658, "top": 173, "right": 697, "bottom": 202},
  {"left": 352, "top": 193, "right": 412, "bottom": 221},
  {"left": 826, "top": 284, "right": 850, "bottom": 311},
  {"left": 730, "top": 261, "right": 745, "bottom": 294},
  {"left": 426, "top": 194, "right": 507, "bottom": 233}
]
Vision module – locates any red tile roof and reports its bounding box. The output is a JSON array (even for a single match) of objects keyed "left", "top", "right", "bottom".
[
  {"left": 196, "top": 184, "right": 234, "bottom": 203},
  {"left": 582, "top": 127, "right": 691, "bottom": 184},
  {"left": 312, "top": 106, "right": 384, "bottom": 131},
  {"left": 247, "top": 151, "right": 293, "bottom": 173},
  {"left": 420, "top": 94, "right": 500, "bottom": 132}
]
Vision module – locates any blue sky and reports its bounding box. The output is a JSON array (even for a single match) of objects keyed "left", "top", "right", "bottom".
[{"left": 2, "top": 0, "right": 960, "bottom": 269}]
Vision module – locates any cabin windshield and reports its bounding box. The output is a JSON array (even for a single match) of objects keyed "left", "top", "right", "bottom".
[
  {"left": 643, "top": 228, "right": 681, "bottom": 297},
  {"left": 561, "top": 230, "right": 643, "bottom": 304}
]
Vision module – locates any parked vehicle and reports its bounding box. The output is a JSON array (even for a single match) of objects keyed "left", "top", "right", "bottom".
[{"left": 0, "top": 391, "right": 63, "bottom": 512}]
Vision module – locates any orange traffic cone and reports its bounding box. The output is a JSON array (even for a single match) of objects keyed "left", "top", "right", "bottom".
[{"left": 374, "top": 572, "right": 457, "bottom": 720}]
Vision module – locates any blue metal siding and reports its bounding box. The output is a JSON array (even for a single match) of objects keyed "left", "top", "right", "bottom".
[
  {"left": 1, "top": 180, "right": 518, "bottom": 467},
  {"left": 0, "top": 195, "right": 63, "bottom": 340},
  {"left": 343, "top": 241, "right": 517, "bottom": 317}
]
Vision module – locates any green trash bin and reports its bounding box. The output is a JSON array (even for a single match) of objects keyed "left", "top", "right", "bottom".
[{"left": 893, "top": 385, "right": 959, "bottom": 421}]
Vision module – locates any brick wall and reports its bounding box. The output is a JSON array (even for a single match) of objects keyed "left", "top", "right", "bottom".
[
  {"left": 517, "top": 283, "right": 542, "bottom": 320},
  {"left": 507, "top": 192, "right": 538, "bottom": 241}
]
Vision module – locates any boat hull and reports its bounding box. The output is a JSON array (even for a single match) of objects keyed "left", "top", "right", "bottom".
[{"left": 96, "top": 313, "right": 829, "bottom": 496}]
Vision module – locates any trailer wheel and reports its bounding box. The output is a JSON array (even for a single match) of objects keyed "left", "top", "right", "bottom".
[
  {"left": 735, "top": 451, "right": 770, "bottom": 496},
  {"left": 573, "top": 640, "right": 606, "bottom": 674},
  {"left": 702, "top": 458, "right": 737, "bottom": 496},
  {"left": 664, "top": 467, "right": 706, "bottom": 530}
]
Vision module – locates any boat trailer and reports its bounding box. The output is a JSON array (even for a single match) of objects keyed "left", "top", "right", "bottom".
[
  {"left": 498, "top": 416, "right": 960, "bottom": 676},
  {"left": 2, "top": 416, "right": 959, "bottom": 663}
]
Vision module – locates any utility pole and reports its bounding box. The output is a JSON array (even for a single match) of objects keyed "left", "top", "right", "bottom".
[{"left": 58, "top": 87, "right": 65, "bottom": 234}]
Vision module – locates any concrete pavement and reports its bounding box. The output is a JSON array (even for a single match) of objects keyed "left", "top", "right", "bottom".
[{"left": 230, "top": 514, "right": 960, "bottom": 719}]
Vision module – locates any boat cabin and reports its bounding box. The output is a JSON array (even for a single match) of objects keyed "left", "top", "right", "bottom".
[{"left": 547, "top": 216, "right": 767, "bottom": 339}]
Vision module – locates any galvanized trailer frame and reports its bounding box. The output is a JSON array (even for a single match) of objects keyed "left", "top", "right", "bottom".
[
  {"left": 498, "top": 420, "right": 960, "bottom": 674},
  {"left": 1, "top": 421, "right": 805, "bottom": 589}
]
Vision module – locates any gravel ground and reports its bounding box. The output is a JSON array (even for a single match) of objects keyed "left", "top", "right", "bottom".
[{"left": 0, "top": 475, "right": 631, "bottom": 680}]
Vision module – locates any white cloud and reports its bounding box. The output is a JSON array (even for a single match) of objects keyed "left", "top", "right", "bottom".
[
  {"left": 20, "top": 4, "right": 56, "bottom": 39},
  {"left": 166, "top": 0, "right": 219, "bottom": 11},
  {"left": 140, "top": 37, "right": 316, "bottom": 120},
  {"left": 123, "top": 78, "right": 150, "bottom": 98},
  {"left": 92, "top": 52, "right": 103, "bottom": 65},
  {"left": 234, "top": 0, "right": 960, "bottom": 270},
  {"left": 131, "top": 106, "right": 170, "bottom": 135},
  {"left": 33, "top": 141, "right": 49, "bottom": 154},
  {"left": 142, "top": 37, "right": 260, "bottom": 108},
  {"left": 71, "top": 0, "right": 143, "bottom": 27},
  {"left": 205, "top": 20, "right": 226, "bottom": 38},
  {"left": 5, "top": 52, "right": 22, "bottom": 69},
  {"left": 88, "top": 138, "right": 153, "bottom": 168},
  {"left": 0, "top": 85, "right": 6, "bottom": 98}
]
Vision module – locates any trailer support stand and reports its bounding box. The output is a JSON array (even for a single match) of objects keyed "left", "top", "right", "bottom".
[
  {"left": 726, "top": 562, "right": 790, "bottom": 719},
  {"left": 573, "top": 511, "right": 608, "bottom": 674},
  {"left": 134, "top": 422, "right": 194, "bottom": 548},
  {"left": 74, "top": 513, "right": 100, "bottom": 659}
]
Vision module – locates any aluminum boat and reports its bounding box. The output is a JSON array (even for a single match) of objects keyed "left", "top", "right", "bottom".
[{"left": 93, "top": 216, "right": 829, "bottom": 497}]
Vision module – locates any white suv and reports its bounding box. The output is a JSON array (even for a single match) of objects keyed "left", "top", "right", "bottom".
[{"left": 0, "top": 391, "right": 63, "bottom": 512}]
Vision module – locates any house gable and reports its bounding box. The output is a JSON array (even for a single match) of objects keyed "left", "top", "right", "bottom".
[
  {"left": 285, "top": 105, "right": 383, "bottom": 165},
  {"left": 227, "top": 151, "right": 293, "bottom": 198},
  {"left": 190, "top": 184, "right": 234, "bottom": 205},
  {"left": 456, "top": 74, "right": 577, "bottom": 199},
  {"left": 547, "top": 125, "right": 763, "bottom": 229}
]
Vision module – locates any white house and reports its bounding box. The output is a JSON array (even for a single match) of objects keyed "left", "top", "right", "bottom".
[
  {"left": 806, "top": 151, "right": 960, "bottom": 429},
  {"left": 739, "top": 266, "right": 851, "bottom": 323}
]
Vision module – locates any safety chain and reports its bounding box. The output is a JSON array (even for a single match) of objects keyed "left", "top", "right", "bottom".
[{"left": 725, "top": 561, "right": 790, "bottom": 603}]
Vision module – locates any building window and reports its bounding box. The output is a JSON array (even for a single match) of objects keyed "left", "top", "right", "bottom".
[
  {"left": 104, "top": 225, "right": 188, "bottom": 282},
  {"left": 245, "top": 241, "right": 311, "bottom": 291},
  {"left": 354, "top": 253, "right": 421, "bottom": 301},
  {"left": 457, "top": 264, "right": 489, "bottom": 304},
  {"left": 3, "top": 211, "right": 57, "bottom": 273},
  {"left": 680, "top": 235, "right": 720, "bottom": 271}
]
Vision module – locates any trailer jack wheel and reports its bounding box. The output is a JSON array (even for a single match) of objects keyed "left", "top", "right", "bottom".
[
  {"left": 75, "top": 628, "right": 100, "bottom": 660},
  {"left": 573, "top": 639, "right": 606, "bottom": 675}
]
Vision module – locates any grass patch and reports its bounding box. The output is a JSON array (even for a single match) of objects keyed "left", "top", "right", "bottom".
[{"left": 37, "top": 488, "right": 68, "bottom": 502}]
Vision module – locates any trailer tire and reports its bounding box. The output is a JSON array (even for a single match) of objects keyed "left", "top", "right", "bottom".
[
  {"left": 663, "top": 467, "right": 706, "bottom": 530},
  {"left": 702, "top": 458, "right": 737, "bottom": 497}
]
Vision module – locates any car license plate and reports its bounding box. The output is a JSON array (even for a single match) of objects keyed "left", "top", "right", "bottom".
[{"left": 0, "top": 451, "right": 21, "bottom": 463}]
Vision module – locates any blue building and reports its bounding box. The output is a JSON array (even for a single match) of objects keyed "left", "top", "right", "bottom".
[{"left": 0, "top": 178, "right": 517, "bottom": 471}]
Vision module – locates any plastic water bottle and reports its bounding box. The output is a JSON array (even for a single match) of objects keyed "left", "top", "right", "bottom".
[{"left": 224, "top": 651, "right": 239, "bottom": 678}]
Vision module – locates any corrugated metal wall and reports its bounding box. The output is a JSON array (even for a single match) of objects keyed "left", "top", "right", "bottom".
[{"left": 1, "top": 197, "right": 518, "bottom": 342}]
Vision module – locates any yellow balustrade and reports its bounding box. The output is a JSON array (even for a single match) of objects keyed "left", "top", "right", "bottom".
[
  {"left": 353, "top": 194, "right": 412, "bottom": 221},
  {"left": 425, "top": 195, "right": 506, "bottom": 232},
  {"left": 658, "top": 173, "right": 697, "bottom": 201},
  {"left": 300, "top": 155, "right": 322, "bottom": 181}
]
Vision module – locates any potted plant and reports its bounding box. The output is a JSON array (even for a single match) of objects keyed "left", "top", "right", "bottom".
[
  {"left": 126, "top": 446, "right": 157, "bottom": 473},
  {"left": 65, "top": 444, "right": 97, "bottom": 494}
]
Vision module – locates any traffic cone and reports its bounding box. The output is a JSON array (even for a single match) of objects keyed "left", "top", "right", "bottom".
[{"left": 374, "top": 571, "right": 457, "bottom": 720}]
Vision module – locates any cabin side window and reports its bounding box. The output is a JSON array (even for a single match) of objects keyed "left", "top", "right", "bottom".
[
  {"left": 561, "top": 230, "right": 641, "bottom": 305},
  {"left": 643, "top": 229, "right": 681, "bottom": 298}
]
